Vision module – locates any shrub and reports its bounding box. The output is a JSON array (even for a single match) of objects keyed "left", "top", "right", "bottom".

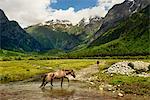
[
  {"left": 2, "top": 57, "right": 12, "bottom": 61},
  {"left": 14, "top": 56, "right": 22, "bottom": 60},
  {"left": 28, "top": 57, "right": 35, "bottom": 60}
]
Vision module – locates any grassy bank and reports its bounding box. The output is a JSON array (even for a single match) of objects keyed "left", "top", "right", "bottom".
[{"left": 93, "top": 60, "right": 150, "bottom": 95}]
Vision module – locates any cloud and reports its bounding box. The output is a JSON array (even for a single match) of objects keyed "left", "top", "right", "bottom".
[
  {"left": 0, "top": 0, "right": 51, "bottom": 27},
  {"left": 50, "top": 6, "right": 106, "bottom": 25},
  {"left": 98, "top": 0, "right": 124, "bottom": 10},
  {"left": 0, "top": 0, "right": 125, "bottom": 27}
]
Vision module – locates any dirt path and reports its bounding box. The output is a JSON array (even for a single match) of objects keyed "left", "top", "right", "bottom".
[{"left": 68, "top": 64, "right": 99, "bottom": 81}]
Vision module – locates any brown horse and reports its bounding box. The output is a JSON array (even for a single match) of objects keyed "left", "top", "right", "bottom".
[{"left": 40, "top": 69, "right": 75, "bottom": 88}]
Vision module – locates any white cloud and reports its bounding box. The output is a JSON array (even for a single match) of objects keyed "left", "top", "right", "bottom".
[
  {"left": 0, "top": 0, "right": 51, "bottom": 27},
  {"left": 50, "top": 6, "right": 106, "bottom": 25},
  {"left": 98, "top": 0, "right": 124, "bottom": 10},
  {"left": 0, "top": 0, "right": 125, "bottom": 27}
]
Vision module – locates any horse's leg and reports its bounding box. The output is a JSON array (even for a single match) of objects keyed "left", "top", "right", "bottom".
[
  {"left": 64, "top": 76, "right": 69, "bottom": 83},
  {"left": 50, "top": 74, "right": 55, "bottom": 86},
  {"left": 43, "top": 81, "right": 48, "bottom": 87},
  {"left": 40, "top": 81, "right": 44, "bottom": 88},
  {"left": 51, "top": 79, "right": 53, "bottom": 86},
  {"left": 64, "top": 76, "right": 70, "bottom": 87},
  {"left": 40, "top": 74, "right": 47, "bottom": 88},
  {"left": 61, "top": 77, "right": 64, "bottom": 87}
]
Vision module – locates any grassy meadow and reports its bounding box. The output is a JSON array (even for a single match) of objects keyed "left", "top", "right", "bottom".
[{"left": 0, "top": 59, "right": 96, "bottom": 83}]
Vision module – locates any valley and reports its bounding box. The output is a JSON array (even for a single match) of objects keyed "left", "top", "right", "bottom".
[{"left": 0, "top": 0, "right": 150, "bottom": 99}]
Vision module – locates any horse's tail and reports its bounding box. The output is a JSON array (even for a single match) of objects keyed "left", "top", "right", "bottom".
[{"left": 40, "top": 74, "right": 47, "bottom": 88}]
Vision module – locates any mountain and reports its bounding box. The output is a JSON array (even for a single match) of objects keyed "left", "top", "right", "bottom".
[
  {"left": 68, "top": 16, "right": 102, "bottom": 43},
  {"left": 0, "top": 9, "right": 43, "bottom": 52},
  {"left": 1, "top": 0, "right": 149, "bottom": 56},
  {"left": 25, "top": 17, "right": 102, "bottom": 50},
  {"left": 91, "top": 0, "right": 150, "bottom": 44},
  {"left": 66, "top": 5, "right": 150, "bottom": 58},
  {"left": 25, "top": 24, "right": 79, "bottom": 50},
  {"left": 37, "top": 19, "right": 73, "bottom": 32}
]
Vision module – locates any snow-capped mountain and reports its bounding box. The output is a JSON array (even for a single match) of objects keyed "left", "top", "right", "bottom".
[{"left": 38, "top": 19, "right": 72, "bottom": 30}]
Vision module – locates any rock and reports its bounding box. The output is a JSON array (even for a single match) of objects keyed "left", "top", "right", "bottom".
[
  {"left": 131, "top": 61, "right": 150, "bottom": 72},
  {"left": 107, "top": 61, "right": 135, "bottom": 75},
  {"left": 103, "top": 84, "right": 115, "bottom": 91},
  {"left": 118, "top": 93, "right": 124, "bottom": 97},
  {"left": 112, "top": 91, "right": 115, "bottom": 93},
  {"left": 136, "top": 73, "right": 150, "bottom": 77},
  {"left": 110, "top": 74, "right": 113, "bottom": 77},
  {"left": 106, "top": 61, "right": 150, "bottom": 76},
  {"left": 99, "top": 86, "right": 103, "bottom": 91},
  {"left": 89, "top": 82, "right": 94, "bottom": 85}
]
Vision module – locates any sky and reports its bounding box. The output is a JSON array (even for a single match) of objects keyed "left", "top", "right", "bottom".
[
  {"left": 0, "top": 0, "right": 125, "bottom": 27},
  {"left": 50, "top": 0, "right": 98, "bottom": 11}
]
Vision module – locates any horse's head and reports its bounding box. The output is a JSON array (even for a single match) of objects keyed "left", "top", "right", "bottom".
[
  {"left": 64, "top": 69, "right": 76, "bottom": 78},
  {"left": 69, "top": 69, "right": 76, "bottom": 78}
]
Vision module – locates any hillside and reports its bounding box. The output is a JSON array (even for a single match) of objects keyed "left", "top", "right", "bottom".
[
  {"left": 91, "top": 0, "right": 149, "bottom": 43},
  {"left": 26, "top": 25, "right": 79, "bottom": 50},
  {"left": 66, "top": 5, "right": 150, "bottom": 58},
  {"left": 0, "top": 9, "right": 43, "bottom": 52}
]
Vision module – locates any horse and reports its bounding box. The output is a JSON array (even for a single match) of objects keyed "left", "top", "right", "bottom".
[{"left": 40, "top": 69, "right": 76, "bottom": 88}]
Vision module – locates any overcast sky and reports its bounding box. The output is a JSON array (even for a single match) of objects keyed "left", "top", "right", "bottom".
[{"left": 0, "top": 0, "right": 125, "bottom": 27}]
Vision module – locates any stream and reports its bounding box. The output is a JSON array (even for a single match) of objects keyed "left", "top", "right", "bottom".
[{"left": 0, "top": 81, "right": 118, "bottom": 100}]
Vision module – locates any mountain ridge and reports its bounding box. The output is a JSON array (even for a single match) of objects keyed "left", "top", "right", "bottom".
[
  {"left": 0, "top": 9, "right": 43, "bottom": 52},
  {"left": 90, "top": 0, "right": 150, "bottom": 45},
  {"left": 65, "top": 5, "right": 150, "bottom": 58},
  {"left": 1, "top": 0, "right": 149, "bottom": 56}
]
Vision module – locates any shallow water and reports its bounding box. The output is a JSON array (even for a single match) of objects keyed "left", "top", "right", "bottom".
[
  {"left": 0, "top": 81, "right": 117, "bottom": 100},
  {"left": 0, "top": 81, "right": 149, "bottom": 100}
]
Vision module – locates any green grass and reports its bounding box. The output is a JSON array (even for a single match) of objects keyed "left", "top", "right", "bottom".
[
  {"left": 0, "top": 59, "right": 96, "bottom": 83},
  {"left": 0, "top": 49, "right": 26, "bottom": 57}
]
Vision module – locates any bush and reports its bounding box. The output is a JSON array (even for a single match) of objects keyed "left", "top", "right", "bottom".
[
  {"left": 0, "top": 75, "right": 11, "bottom": 83},
  {"left": 14, "top": 56, "right": 22, "bottom": 60},
  {"left": 2, "top": 57, "right": 12, "bottom": 61},
  {"left": 28, "top": 57, "right": 35, "bottom": 60}
]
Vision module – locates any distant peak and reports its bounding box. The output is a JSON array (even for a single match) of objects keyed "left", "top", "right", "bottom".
[
  {"left": 78, "top": 16, "right": 101, "bottom": 26},
  {"left": 38, "top": 19, "right": 72, "bottom": 26},
  {"left": 0, "top": 9, "right": 9, "bottom": 24}
]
